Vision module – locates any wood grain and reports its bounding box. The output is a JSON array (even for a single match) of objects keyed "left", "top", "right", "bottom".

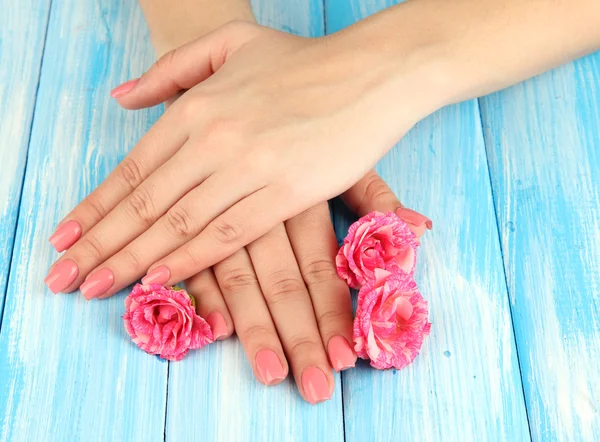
[
  {"left": 326, "top": 1, "right": 531, "bottom": 441},
  {"left": 164, "top": 2, "right": 344, "bottom": 442},
  {"left": 0, "top": 0, "right": 51, "bottom": 323},
  {"left": 480, "top": 54, "right": 600, "bottom": 441},
  {"left": 1, "top": 0, "right": 599, "bottom": 440},
  {"left": 0, "top": 1, "right": 168, "bottom": 440}
]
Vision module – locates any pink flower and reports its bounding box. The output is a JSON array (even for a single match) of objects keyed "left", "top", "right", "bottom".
[
  {"left": 123, "top": 284, "right": 213, "bottom": 361},
  {"left": 354, "top": 269, "right": 431, "bottom": 370},
  {"left": 336, "top": 211, "right": 419, "bottom": 289}
]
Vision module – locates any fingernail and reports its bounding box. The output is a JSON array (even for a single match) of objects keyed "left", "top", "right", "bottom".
[
  {"left": 395, "top": 207, "right": 433, "bottom": 237},
  {"left": 255, "top": 349, "right": 286, "bottom": 386},
  {"left": 49, "top": 220, "right": 82, "bottom": 252},
  {"left": 110, "top": 78, "right": 139, "bottom": 98},
  {"left": 141, "top": 265, "right": 170, "bottom": 285},
  {"left": 301, "top": 367, "right": 331, "bottom": 405},
  {"left": 206, "top": 312, "right": 228, "bottom": 340},
  {"left": 328, "top": 336, "right": 357, "bottom": 372},
  {"left": 44, "top": 259, "right": 79, "bottom": 294},
  {"left": 80, "top": 268, "right": 115, "bottom": 300}
]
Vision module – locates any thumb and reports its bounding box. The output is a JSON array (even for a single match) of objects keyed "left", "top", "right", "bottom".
[
  {"left": 109, "top": 21, "right": 261, "bottom": 110},
  {"left": 340, "top": 170, "right": 432, "bottom": 237}
]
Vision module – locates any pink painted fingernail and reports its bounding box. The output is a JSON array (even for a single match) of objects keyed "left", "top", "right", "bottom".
[
  {"left": 255, "top": 349, "right": 286, "bottom": 386},
  {"left": 301, "top": 367, "right": 331, "bottom": 405},
  {"left": 328, "top": 336, "right": 357, "bottom": 372},
  {"left": 206, "top": 312, "right": 228, "bottom": 340},
  {"left": 141, "top": 265, "right": 170, "bottom": 285},
  {"left": 44, "top": 259, "right": 79, "bottom": 294},
  {"left": 395, "top": 207, "right": 433, "bottom": 238},
  {"left": 49, "top": 220, "right": 82, "bottom": 252},
  {"left": 80, "top": 268, "right": 115, "bottom": 300},
  {"left": 110, "top": 78, "right": 139, "bottom": 98}
]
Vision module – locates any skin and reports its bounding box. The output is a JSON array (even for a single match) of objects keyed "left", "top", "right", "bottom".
[
  {"left": 47, "top": 0, "right": 600, "bottom": 402},
  {"left": 46, "top": 0, "right": 421, "bottom": 404}
]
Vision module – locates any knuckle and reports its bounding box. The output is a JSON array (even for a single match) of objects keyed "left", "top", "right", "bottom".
[
  {"left": 78, "top": 234, "right": 104, "bottom": 260},
  {"left": 156, "top": 48, "right": 177, "bottom": 74},
  {"left": 84, "top": 195, "right": 109, "bottom": 220},
  {"left": 165, "top": 206, "right": 195, "bottom": 238},
  {"left": 124, "top": 187, "right": 155, "bottom": 226},
  {"left": 210, "top": 219, "right": 243, "bottom": 246},
  {"left": 288, "top": 336, "right": 320, "bottom": 358},
  {"left": 362, "top": 174, "right": 392, "bottom": 206},
  {"left": 266, "top": 273, "right": 306, "bottom": 306},
  {"left": 301, "top": 258, "right": 339, "bottom": 285},
  {"left": 317, "top": 309, "right": 348, "bottom": 330},
  {"left": 219, "top": 268, "right": 259, "bottom": 293},
  {"left": 183, "top": 246, "right": 202, "bottom": 269},
  {"left": 117, "top": 157, "right": 145, "bottom": 191},
  {"left": 120, "top": 247, "right": 143, "bottom": 269},
  {"left": 177, "top": 95, "right": 201, "bottom": 121},
  {"left": 241, "top": 324, "right": 273, "bottom": 344}
]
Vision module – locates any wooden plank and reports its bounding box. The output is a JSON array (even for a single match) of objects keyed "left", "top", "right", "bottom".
[
  {"left": 0, "top": 1, "right": 168, "bottom": 441},
  {"left": 326, "top": 1, "right": 531, "bottom": 441},
  {"left": 164, "top": 2, "right": 345, "bottom": 441},
  {"left": 0, "top": 1, "right": 51, "bottom": 322},
  {"left": 480, "top": 54, "right": 600, "bottom": 441}
]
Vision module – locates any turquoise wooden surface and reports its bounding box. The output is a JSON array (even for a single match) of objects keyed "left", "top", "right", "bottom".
[
  {"left": 0, "top": 0, "right": 167, "bottom": 441},
  {"left": 480, "top": 55, "right": 600, "bottom": 441},
  {"left": 0, "top": 0, "right": 598, "bottom": 441},
  {"left": 0, "top": 0, "right": 51, "bottom": 320},
  {"left": 165, "top": 2, "right": 345, "bottom": 442},
  {"left": 327, "top": 2, "right": 529, "bottom": 441}
]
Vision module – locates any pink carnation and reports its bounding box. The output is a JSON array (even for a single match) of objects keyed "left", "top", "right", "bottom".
[
  {"left": 123, "top": 284, "right": 213, "bottom": 361},
  {"left": 354, "top": 269, "right": 431, "bottom": 370},
  {"left": 336, "top": 211, "right": 419, "bottom": 289}
]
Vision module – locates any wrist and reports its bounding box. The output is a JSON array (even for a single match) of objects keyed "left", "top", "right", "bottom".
[
  {"left": 328, "top": 3, "right": 456, "bottom": 129},
  {"left": 343, "top": 0, "right": 600, "bottom": 113},
  {"left": 139, "top": 0, "right": 255, "bottom": 56}
]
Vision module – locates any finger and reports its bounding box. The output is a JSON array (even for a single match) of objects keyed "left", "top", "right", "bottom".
[
  {"left": 113, "top": 21, "right": 262, "bottom": 110},
  {"left": 52, "top": 142, "right": 215, "bottom": 297},
  {"left": 341, "top": 169, "right": 432, "bottom": 237},
  {"left": 183, "top": 268, "right": 233, "bottom": 341},
  {"left": 48, "top": 108, "right": 188, "bottom": 253},
  {"left": 212, "top": 248, "right": 289, "bottom": 386},
  {"left": 143, "top": 184, "right": 294, "bottom": 286},
  {"left": 81, "top": 163, "right": 267, "bottom": 299},
  {"left": 248, "top": 224, "right": 334, "bottom": 405},
  {"left": 285, "top": 203, "right": 356, "bottom": 372}
]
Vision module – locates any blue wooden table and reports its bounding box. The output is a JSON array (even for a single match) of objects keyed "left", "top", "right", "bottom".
[{"left": 1, "top": 1, "right": 599, "bottom": 441}]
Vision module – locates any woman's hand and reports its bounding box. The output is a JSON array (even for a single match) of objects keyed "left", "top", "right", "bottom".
[
  {"left": 182, "top": 179, "right": 429, "bottom": 404},
  {"left": 43, "top": 18, "right": 432, "bottom": 403},
  {"left": 44, "top": 21, "right": 437, "bottom": 294}
]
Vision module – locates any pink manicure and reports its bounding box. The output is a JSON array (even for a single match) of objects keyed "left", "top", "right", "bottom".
[
  {"left": 206, "top": 312, "right": 228, "bottom": 340},
  {"left": 110, "top": 78, "right": 139, "bottom": 98},
  {"left": 395, "top": 207, "right": 433, "bottom": 238},
  {"left": 49, "top": 220, "right": 82, "bottom": 252},
  {"left": 255, "top": 349, "right": 286, "bottom": 386},
  {"left": 328, "top": 336, "right": 357, "bottom": 372},
  {"left": 141, "top": 265, "right": 170, "bottom": 285},
  {"left": 302, "top": 367, "right": 331, "bottom": 405},
  {"left": 44, "top": 259, "right": 79, "bottom": 294},
  {"left": 80, "top": 268, "right": 115, "bottom": 300}
]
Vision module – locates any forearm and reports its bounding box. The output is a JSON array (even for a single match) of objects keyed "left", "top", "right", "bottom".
[
  {"left": 345, "top": 0, "right": 600, "bottom": 110},
  {"left": 138, "top": 0, "right": 254, "bottom": 56}
]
